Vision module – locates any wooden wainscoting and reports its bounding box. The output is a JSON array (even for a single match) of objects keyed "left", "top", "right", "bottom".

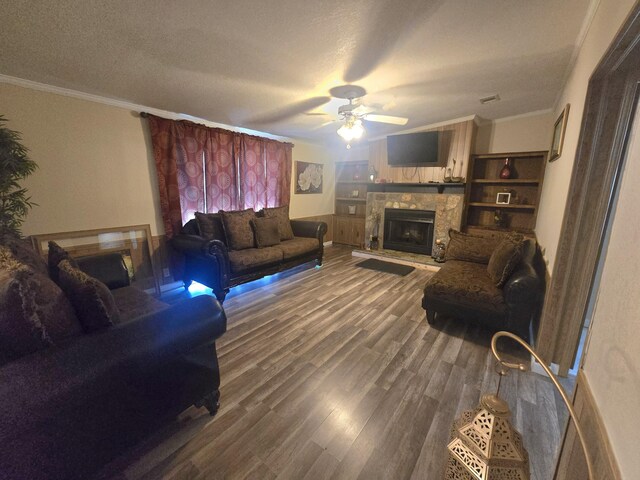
[
  {"left": 554, "top": 370, "right": 621, "bottom": 479},
  {"left": 293, "top": 214, "right": 334, "bottom": 242},
  {"left": 150, "top": 234, "right": 176, "bottom": 286}
]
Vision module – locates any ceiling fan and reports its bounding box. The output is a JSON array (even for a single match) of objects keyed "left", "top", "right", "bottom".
[{"left": 325, "top": 85, "right": 408, "bottom": 148}]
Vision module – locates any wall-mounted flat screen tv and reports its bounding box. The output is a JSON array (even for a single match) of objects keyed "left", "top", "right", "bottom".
[{"left": 386, "top": 131, "right": 449, "bottom": 167}]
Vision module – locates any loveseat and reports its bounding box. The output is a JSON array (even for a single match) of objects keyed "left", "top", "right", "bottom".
[
  {"left": 0, "top": 239, "right": 227, "bottom": 480},
  {"left": 172, "top": 206, "right": 327, "bottom": 302},
  {"left": 422, "top": 230, "right": 544, "bottom": 339}
]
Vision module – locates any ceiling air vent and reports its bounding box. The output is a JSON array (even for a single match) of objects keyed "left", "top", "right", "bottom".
[{"left": 479, "top": 94, "right": 500, "bottom": 104}]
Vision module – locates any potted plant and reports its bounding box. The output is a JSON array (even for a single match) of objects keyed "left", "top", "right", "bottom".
[{"left": 0, "top": 115, "right": 37, "bottom": 240}]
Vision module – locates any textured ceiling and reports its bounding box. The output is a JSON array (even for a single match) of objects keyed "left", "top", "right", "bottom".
[{"left": 0, "top": 0, "right": 592, "bottom": 145}]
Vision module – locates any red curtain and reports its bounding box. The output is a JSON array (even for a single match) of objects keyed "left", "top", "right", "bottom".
[
  {"left": 148, "top": 115, "right": 206, "bottom": 238},
  {"left": 238, "top": 136, "right": 292, "bottom": 210},
  {"left": 266, "top": 140, "right": 292, "bottom": 208},
  {"left": 148, "top": 115, "right": 292, "bottom": 237},
  {"left": 204, "top": 128, "right": 239, "bottom": 212}
]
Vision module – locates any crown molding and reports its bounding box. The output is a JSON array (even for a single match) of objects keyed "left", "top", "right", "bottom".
[{"left": 0, "top": 73, "right": 292, "bottom": 142}]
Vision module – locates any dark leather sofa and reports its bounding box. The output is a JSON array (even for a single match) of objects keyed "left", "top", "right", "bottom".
[
  {"left": 172, "top": 217, "right": 327, "bottom": 302},
  {"left": 0, "top": 252, "right": 227, "bottom": 480},
  {"left": 422, "top": 237, "right": 543, "bottom": 339}
]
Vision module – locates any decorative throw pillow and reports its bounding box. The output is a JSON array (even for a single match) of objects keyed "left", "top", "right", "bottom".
[
  {"left": 0, "top": 248, "right": 82, "bottom": 365},
  {"left": 194, "top": 212, "right": 227, "bottom": 244},
  {"left": 48, "top": 241, "right": 79, "bottom": 283},
  {"left": 261, "top": 205, "right": 294, "bottom": 241},
  {"left": 57, "top": 259, "right": 120, "bottom": 333},
  {"left": 251, "top": 217, "right": 281, "bottom": 248},
  {"left": 445, "top": 229, "right": 503, "bottom": 264},
  {"left": 1, "top": 237, "right": 48, "bottom": 275},
  {"left": 219, "top": 209, "right": 257, "bottom": 251},
  {"left": 487, "top": 237, "right": 525, "bottom": 287}
]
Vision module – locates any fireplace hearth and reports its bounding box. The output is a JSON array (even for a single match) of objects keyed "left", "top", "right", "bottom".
[{"left": 383, "top": 208, "right": 435, "bottom": 255}]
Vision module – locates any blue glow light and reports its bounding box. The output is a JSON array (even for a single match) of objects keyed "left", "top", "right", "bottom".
[{"left": 187, "top": 281, "right": 210, "bottom": 295}]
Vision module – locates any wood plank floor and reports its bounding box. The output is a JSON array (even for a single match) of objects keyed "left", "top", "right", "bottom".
[{"left": 99, "top": 246, "right": 570, "bottom": 480}]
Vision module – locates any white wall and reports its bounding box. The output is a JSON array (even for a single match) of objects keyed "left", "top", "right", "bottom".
[
  {"left": 535, "top": 0, "right": 637, "bottom": 270},
  {"left": 582, "top": 102, "right": 640, "bottom": 478},
  {"left": 475, "top": 111, "right": 553, "bottom": 154},
  {"left": 0, "top": 82, "right": 335, "bottom": 235}
]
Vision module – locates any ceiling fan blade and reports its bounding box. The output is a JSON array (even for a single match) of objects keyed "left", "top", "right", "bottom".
[
  {"left": 311, "top": 120, "right": 338, "bottom": 130},
  {"left": 304, "top": 112, "right": 329, "bottom": 116},
  {"left": 244, "top": 96, "right": 331, "bottom": 124},
  {"left": 364, "top": 114, "right": 409, "bottom": 125}
]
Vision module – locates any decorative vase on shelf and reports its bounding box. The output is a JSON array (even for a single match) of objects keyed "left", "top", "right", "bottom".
[{"left": 499, "top": 158, "right": 512, "bottom": 179}]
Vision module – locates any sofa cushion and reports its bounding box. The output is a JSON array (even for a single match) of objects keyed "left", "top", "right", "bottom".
[
  {"left": 278, "top": 237, "right": 319, "bottom": 260},
  {"left": 445, "top": 229, "right": 503, "bottom": 264},
  {"left": 227, "top": 247, "right": 283, "bottom": 274},
  {"left": 487, "top": 237, "right": 525, "bottom": 287},
  {"left": 261, "top": 205, "right": 294, "bottom": 241},
  {"left": 251, "top": 217, "right": 281, "bottom": 248},
  {"left": 423, "top": 260, "right": 505, "bottom": 314},
  {"left": 195, "top": 212, "right": 227, "bottom": 244},
  {"left": 111, "top": 286, "right": 169, "bottom": 323},
  {"left": 220, "top": 208, "right": 256, "bottom": 250},
  {"left": 1, "top": 237, "right": 48, "bottom": 275},
  {"left": 0, "top": 247, "right": 82, "bottom": 365},
  {"left": 48, "top": 241, "right": 79, "bottom": 283},
  {"left": 58, "top": 259, "right": 121, "bottom": 332}
]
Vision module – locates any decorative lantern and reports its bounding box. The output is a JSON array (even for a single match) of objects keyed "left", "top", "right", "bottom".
[{"left": 445, "top": 394, "right": 529, "bottom": 479}]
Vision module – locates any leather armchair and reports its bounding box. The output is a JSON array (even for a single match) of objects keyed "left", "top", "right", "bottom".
[{"left": 422, "top": 238, "right": 543, "bottom": 339}]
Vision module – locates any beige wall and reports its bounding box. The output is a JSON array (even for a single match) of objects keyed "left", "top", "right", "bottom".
[
  {"left": 582, "top": 101, "right": 640, "bottom": 478},
  {"left": 474, "top": 111, "right": 553, "bottom": 154},
  {"left": 290, "top": 142, "right": 336, "bottom": 219},
  {"left": 1, "top": 83, "right": 165, "bottom": 235},
  {"left": 1, "top": 82, "right": 335, "bottom": 235},
  {"left": 535, "top": 0, "right": 636, "bottom": 270}
]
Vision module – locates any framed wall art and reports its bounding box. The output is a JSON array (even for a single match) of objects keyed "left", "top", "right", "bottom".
[
  {"left": 295, "top": 161, "right": 323, "bottom": 194},
  {"left": 549, "top": 104, "right": 570, "bottom": 162}
]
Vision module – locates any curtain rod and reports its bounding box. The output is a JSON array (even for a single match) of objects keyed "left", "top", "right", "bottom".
[{"left": 138, "top": 112, "right": 294, "bottom": 147}]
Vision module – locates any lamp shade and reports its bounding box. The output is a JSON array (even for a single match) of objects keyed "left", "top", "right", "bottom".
[{"left": 445, "top": 394, "right": 529, "bottom": 480}]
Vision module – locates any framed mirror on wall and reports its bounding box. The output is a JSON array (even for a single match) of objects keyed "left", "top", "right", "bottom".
[{"left": 31, "top": 224, "right": 160, "bottom": 296}]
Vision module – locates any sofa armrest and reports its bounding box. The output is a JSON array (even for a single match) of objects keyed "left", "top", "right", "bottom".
[
  {"left": 171, "top": 234, "right": 231, "bottom": 298},
  {"left": 76, "top": 252, "right": 130, "bottom": 289},
  {"left": 0, "top": 295, "right": 226, "bottom": 427},
  {"left": 0, "top": 295, "right": 226, "bottom": 479},
  {"left": 503, "top": 262, "right": 542, "bottom": 307},
  {"left": 290, "top": 220, "right": 327, "bottom": 242}
]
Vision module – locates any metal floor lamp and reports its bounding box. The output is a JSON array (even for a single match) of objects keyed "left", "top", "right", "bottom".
[{"left": 445, "top": 331, "right": 594, "bottom": 480}]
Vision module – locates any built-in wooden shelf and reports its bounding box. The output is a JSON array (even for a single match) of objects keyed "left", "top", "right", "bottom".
[
  {"left": 334, "top": 161, "right": 368, "bottom": 247},
  {"left": 336, "top": 197, "right": 366, "bottom": 202},
  {"left": 471, "top": 179, "right": 539, "bottom": 185},
  {"left": 467, "top": 202, "right": 536, "bottom": 210},
  {"left": 462, "top": 151, "right": 547, "bottom": 234},
  {"left": 466, "top": 225, "right": 534, "bottom": 235}
]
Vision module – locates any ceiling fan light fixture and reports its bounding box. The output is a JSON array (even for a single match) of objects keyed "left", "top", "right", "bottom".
[{"left": 337, "top": 117, "right": 365, "bottom": 142}]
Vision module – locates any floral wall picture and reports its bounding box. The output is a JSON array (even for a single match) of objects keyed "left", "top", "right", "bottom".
[{"left": 295, "top": 161, "right": 323, "bottom": 194}]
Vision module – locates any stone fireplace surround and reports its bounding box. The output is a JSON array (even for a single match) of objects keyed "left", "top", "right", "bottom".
[{"left": 364, "top": 192, "right": 464, "bottom": 253}]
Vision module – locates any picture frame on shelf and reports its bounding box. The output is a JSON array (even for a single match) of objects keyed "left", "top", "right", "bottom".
[
  {"left": 496, "top": 192, "right": 511, "bottom": 205},
  {"left": 549, "top": 104, "right": 570, "bottom": 162},
  {"left": 351, "top": 189, "right": 360, "bottom": 198},
  {"left": 348, "top": 205, "right": 357, "bottom": 215}
]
